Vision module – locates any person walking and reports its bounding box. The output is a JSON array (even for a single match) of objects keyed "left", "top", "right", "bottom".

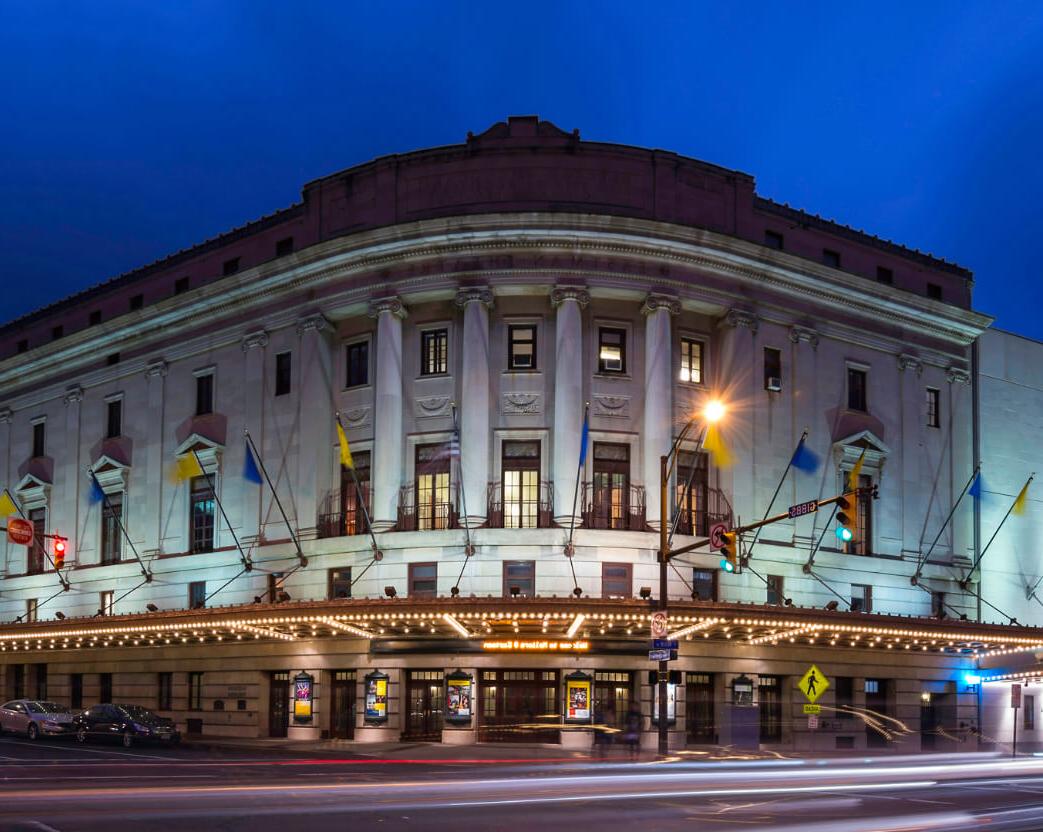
[{"left": 623, "top": 705, "right": 642, "bottom": 762}]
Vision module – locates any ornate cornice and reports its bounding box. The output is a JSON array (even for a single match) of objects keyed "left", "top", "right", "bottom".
[
  {"left": 367, "top": 296, "right": 407, "bottom": 320},
  {"left": 550, "top": 286, "right": 590, "bottom": 309},
  {"left": 722, "top": 308, "right": 759, "bottom": 333},
  {"left": 454, "top": 287, "right": 494, "bottom": 309},
  {"left": 788, "top": 325, "right": 819, "bottom": 348},
  {"left": 63, "top": 385, "right": 83, "bottom": 405},
  {"left": 897, "top": 354, "right": 924, "bottom": 376},
  {"left": 241, "top": 330, "right": 270, "bottom": 351},
  {"left": 947, "top": 366, "right": 971, "bottom": 385},
  {"left": 144, "top": 359, "right": 168, "bottom": 379},
  {"left": 640, "top": 293, "right": 681, "bottom": 317},
  {"left": 296, "top": 313, "right": 332, "bottom": 335}
]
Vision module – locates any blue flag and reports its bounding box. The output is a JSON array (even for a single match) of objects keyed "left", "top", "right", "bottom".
[
  {"left": 968, "top": 472, "right": 984, "bottom": 500},
  {"left": 243, "top": 441, "right": 264, "bottom": 485},
  {"left": 790, "top": 438, "right": 820, "bottom": 474},
  {"left": 578, "top": 411, "right": 590, "bottom": 466},
  {"left": 88, "top": 472, "right": 105, "bottom": 504}
]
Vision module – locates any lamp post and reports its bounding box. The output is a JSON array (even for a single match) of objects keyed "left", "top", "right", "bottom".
[{"left": 657, "top": 399, "right": 725, "bottom": 758}]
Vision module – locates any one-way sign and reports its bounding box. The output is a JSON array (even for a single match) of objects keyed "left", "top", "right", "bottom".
[{"left": 652, "top": 639, "right": 679, "bottom": 649}]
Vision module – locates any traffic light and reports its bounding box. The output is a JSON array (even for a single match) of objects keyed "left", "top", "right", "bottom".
[
  {"left": 836, "top": 491, "right": 859, "bottom": 545},
  {"left": 53, "top": 537, "right": 67, "bottom": 570},
  {"left": 719, "top": 531, "right": 738, "bottom": 573}
]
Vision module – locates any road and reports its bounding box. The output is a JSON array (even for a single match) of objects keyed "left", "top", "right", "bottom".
[{"left": 2, "top": 736, "right": 1043, "bottom": 831}]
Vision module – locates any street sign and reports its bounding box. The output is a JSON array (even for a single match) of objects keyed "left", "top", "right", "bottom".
[
  {"left": 803, "top": 703, "right": 821, "bottom": 714},
  {"left": 797, "top": 664, "right": 830, "bottom": 704},
  {"left": 788, "top": 500, "right": 818, "bottom": 519},
  {"left": 807, "top": 715, "right": 819, "bottom": 730},
  {"left": 650, "top": 611, "right": 668, "bottom": 639},
  {"left": 649, "top": 649, "right": 672, "bottom": 662},
  {"left": 652, "top": 639, "right": 679, "bottom": 649},
  {"left": 709, "top": 522, "right": 729, "bottom": 550},
  {"left": 1012, "top": 683, "right": 1023, "bottom": 708},
  {"left": 6, "top": 517, "right": 32, "bottom": 546}
]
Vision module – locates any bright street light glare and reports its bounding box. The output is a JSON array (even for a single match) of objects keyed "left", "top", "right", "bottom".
[{"left": 704, "top": 399, "right": 726, "bottom": 423}]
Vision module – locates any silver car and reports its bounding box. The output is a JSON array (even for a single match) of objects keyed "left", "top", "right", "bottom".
[{"left": 0, "top": 700, "right": 75, "bottom": 739}]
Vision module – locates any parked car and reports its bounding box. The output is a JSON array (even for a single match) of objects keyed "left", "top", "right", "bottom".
[
  {"left": 0, "top": 700, "right": 76, "bottom": 739},
  {"left": 73, "top": 703, "right": 181, "bottom": 747}
]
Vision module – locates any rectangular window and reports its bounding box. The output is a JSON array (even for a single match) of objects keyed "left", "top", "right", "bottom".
[
  {"left": 99, "top": 672, "right": 112, "bottom": 703},
  {"left": 503, "top": 560, "right": 536, "bottom": 597},
  {"left": 25, "top": 599, "right": 38, "bottom": 623},
  {"left": 28, "top": 508, "right": 45, "bottom": 574},
  {"left": 766, "top": 574, "right": 784, "bottom": 606},
  {"left": 195, "top": 373, "right": 214, "bottom": 416},
  {"left": 266, "top": 572, "right": 283, "bottom": 603},
  {"left": 328, "top": 567, "right": 352, "bottom": 600},
  {"left": 591, "top": 442, "right": 631, "bottom": 530},
  {"left": 927, "top": 282, "right": 943, "bottom": 301},
  {"left": 847, "top": 367, "right": 867, "bottom": 412},
  {"left": 680, "top": 337, "right": 703, "bottom": 384},
  {"left": 100, "top": 492, "right": 123, "bottom": 565},
  {"left": 275, "top": 352, "right": 291, "bottom": 397},
  {"left": 822, "top": 249, "right": 841, "bottom": 268},
  {"left": 222, "top": 257, "right": 240, "bottom": 276},
  {"left": 502, "top": 440, "right": 540, "bottom": 529},
  {"left": 675, "top": 450, "right": 709, "bottom": 536},
  {"left": 764, "top": 230, "right": 784, "bottom": 250},
  {"left": 70, "top": 673, "right": 83, "bottom": 709},
  {"left": 345, "top": 340, "right": 369, "bottom": 387},
  {"left": 420, "top": 329, "right": 448, "bottom": 375},
  {"left": 106, "top": 399, "right": 122, "bottom": 439},
  {"left": 835, "top": 676, "right": 854, "bottom": 705},
  {"left": 174, "top": 276, "right": 190, "bottom": 295},
  {"left": 931, "top": 591, "right": 946, "bottom": 618},
  {"left": 339, "top": 450, "right": 371, "bottom": 536},
  {"left": 602, "top": 563, "right": 632, "bottom": 598},
  {"left": 926, "top": 387, "right": 940, "bottom": 428},
  {"left": 408, "top": 562, "right": 437, "bottom": 598},
  {"left": 764, "top": 347, "right": 782, "bottom": 391},
  {"left": 33, "top": 663, "right": 47, "bottom": 700},
  {"left": 190, "top": 475, "right": 216, "bottom": 553},
  {"left": 188, "top": 581, "right": 206, "bottom": 609},
  {"left": 89, "top": 309, "right": 102, "bottom": 325},
  {"left": 507, "top": 324, "right": 537, "bottom": 370},
  {"left": 32, "top": 421, "right": 45, "bottom": 458},
  {"left": 851, "top": 583, "right": 872, "bottom": 613},
  {"left": 129, "top": 294, "right": 144, "bottom": 311},
  {"left": 99, "top": 590, "right": 114, "bottom": 617},
  {"left": 598, "top": 327, "right": 626, "bottom": 374},
  {"left": 415, "top": 443, "right": 452, "bottom": 531},
  {"left": 1026, "top": 695, "right": 1035, "bottom": 730},
  {"left": 865, "top": 679, "right": 880, "bottom": 694},
  {"left": 692, "top": 568, "right": 718, "bottom": 602},
  {"left": 158, "top": 672, "right": 172, "bottom": 711},
  {"left": 876, "top": 266, "right": 893, "bottom": 285},
  {"left": 188, "top": 672, "right": 203, "bottom": 710},
  {"left": 52, "top": 325, "right": 63, "bottom": 341},
  {"left": 275, "top": 237, "right": 294, "bottom": 257}
]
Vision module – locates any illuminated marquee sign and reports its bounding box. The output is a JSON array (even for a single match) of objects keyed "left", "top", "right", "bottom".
[{"left": 481, "top": 639, "right": 590, "bottom": 652}]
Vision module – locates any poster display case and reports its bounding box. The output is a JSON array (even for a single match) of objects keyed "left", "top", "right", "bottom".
[
  {"left": 364, "top": 671, "right": 390, "bottom": 724},
  {"left": 293, "top": 672, "right": 314, "bottom": 724},
  {"left": 564, "top": 672, "right": 592, "bottom": 724},
  {"left": 445, "top": 671, "right": 474, "bottom": 725}
]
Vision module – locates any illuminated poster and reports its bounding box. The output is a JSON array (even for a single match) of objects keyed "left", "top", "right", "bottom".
[
  {"left": 564, "top": 672, "right": 592, "bottom": 724},
  {"left": 445, "top": 672, "right": 473, "bottom": 725},
  {"left": 652, "top": 682, "right": 677, "bottom": 725},
  {"left": 365, "top": 672, "right": 389, "bottom": 723},
  {"left": 293, "top": 672, "right": 314, "bottom": 723}
]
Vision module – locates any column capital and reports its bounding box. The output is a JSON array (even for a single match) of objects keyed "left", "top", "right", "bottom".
[
  {"left": 788, "top": 325, "right": 819, "bottom": 348},
  {"left": 897, "top": 354, "right": 923, "bottom": 376},
  {"left": 144, "top": 359, "right": 168, "bottom": 379},
  {"left": 296, "top": 313, "right": 332, "bottom": 335},
  {"left": 367, "top": 296, "right": 407, "bottom": 320},
  {"left": 641, "top": 293, "right": 681, "bottom": 317},
  {"left": 241, "top": 329, "right": 270, "bottom": 351},
  {"left": 454, "top": 287, "right": 494, "bottom": 309},
  {"left": 63, "top": 385, "right": 84, "bottom": 405},
  {"left": 946, "top": 365, "right": 971, "bottom": 385},
  {"left": 0, "top": 406, "right": 12, "bottom": 424},
  {"left": 721, "top": 308, "right": 759, "bottom": 333},
  {"left": 550, "top": 286, "right": 590, "bottom": 309}
]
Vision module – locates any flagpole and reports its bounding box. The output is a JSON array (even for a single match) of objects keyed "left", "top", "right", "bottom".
[
  {"left": 667, "top": 425, "right": 710, "bottom": 549},
  {"left": 741, "top": 430, "right": 809, "bottom": 565},
  {"left": 961, "top": 473, "right": 1034, "bottom": 589},
  {"left": 88, "top": 469, "right": 152, "bottom": 582},
  {"left": 192, "top": 450, "right": 253, "bottom": 572},
  {"left": 3, "top": 488, "right": 71, "bottom": 592},
  {"left": 244, "top": 430, "right": 306, "bottom": 567},
  {"left": 449, "top": 404, "right": 474, "bottom": 559},
  {"left": 331, "top": 416, "right": 382, "bottom": 560},
  {"left": 564, "top": 403, "right": 589, "bottom": 559},
  {"left": 912, "top": 464, "right": 979, "bottom": 584}
]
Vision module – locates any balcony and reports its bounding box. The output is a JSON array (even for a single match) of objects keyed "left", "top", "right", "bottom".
[
  {"left": 485, "top": 480, "right": 555, "bottom": 528},
  {"left": 317, "top": 487, "right": 371, "bottom": 539},
  {"left": 580, "top": 482, "right": 647, "bottom": 531},
  {"left": 396, "top": 483, "right": 460, "bottom": 532},
  {"left": 672, "top": 487, "right": 734, "bottom": 536}
]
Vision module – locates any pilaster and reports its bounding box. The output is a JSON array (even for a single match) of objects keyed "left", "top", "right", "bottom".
[
  {"left": 455, "top": 288, "right": 493, "bottom": 527},
  {"left": 641, "top": 294, "right": 679, "bottom": 530},
  {"left": 369, "top": 298, "right": 407, "bottom": 532},
  {"left": 551, "top": 287, "right": 589, "bottom": 524}
]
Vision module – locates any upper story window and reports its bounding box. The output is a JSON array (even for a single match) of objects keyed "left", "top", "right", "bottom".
[
  {"left": 174, "top": 276, "right": 190, "bottom": 295},
  {"left": 408, "top": 562, "right": 437, "bottom": 598},
  {"left": 764, "top": 347, "right": 782, "bottom": 391},
  {"left": 189, "top": 475, "right": 216, "bottom": 553},
  {"left": 676, "top": 450, "right": 708, "bottom": 536},
  {"left": 328, "top": 567, "right": 352, "bottom": 600},
  {"left": 129, "top": 294, "right": 144, "bottom": 311},
  {"left": 339, "top": 450, "right": 371, "bottom": 536},
  {"left": 99, "top": 590, "right": 114, "bottom": 617},
  {"left": 27, "top": 509, "right": 45, "bottom": 574},
  {"left": 507, "top": 324, "right": 537, "bottom": 370},
  {"left": 106, "top": 399, "right": 122, "bottom": 439},
  {"left": 89, "top": 310, "right": 102, "bottom": 325},
  {"left": 502, "top": 440, "right": 540, "bottom": 529},
  {"left": 847, "top": 367, "right": 867, "bottom": 412},
  {"left": 851, "top": 583, "right": 872, "bottom": 613},
  {"left": 420, "top": 329, "right": 448, "bottom": 376},
  {"left": 415, "top": 443, "right": 453, "bottom": 531},
  {"left": 766, "top": 574, "right": 784, "bottom": 605},
  {"left": 876, "top": 266, "right": 893, "bottom": 285},
  {"left": 822, "top": 249, "right": 841, "bottom": 269},
  {"left": 598, "top": 327, "right": 626, "bottom": 374},
  {"left": 503, "top": 560, "right": 535, "bottom": 597},
  {"left": 692, "top": 568, "right": 718, "bottom": 602},
  {"left": 602, "top": 563, "right": 632, "bottom": 598},
  {"left": 26, "top": 599, "right": 38, "bottom": 623},
  {"left": 926, "top": 387, "right": 940, "bottom": 428},
  {"left": 195, "top": 373, "right": 214, "bottom": 416},
  {"left": 764, "top": 230, "right": 784, "bottom": 250},
  {"left": 275, "top": 237, "right": 294, "bottom": 257},
  {"left": 222, "top": 257, "right": 240, "bottom": 276},
  {"left": 275, "top": 352, "right": 292, "bottom": 397},
  {"left": 346, "top": 340, "right": 369, "bottom": 388},
  {"left": 844, "top": 473, "right": 873, "bottom": 556},
  {"left": 679, "top": 337, "right": 703, "bottom": 384},
  {"left": 590, "top": 442, "right": 631, "bottom": 530},
  {"left": 188, "top": 581, "right": 206, "bottom": 609},
  {"left": 100, "top": 492, "right": 123, "bottom": 565},
  {"left": 927, "top": 282, "right": 943, "bottom": 301},
  {"left": 32, "top": 421, "right": 45, "bottom": 458}
]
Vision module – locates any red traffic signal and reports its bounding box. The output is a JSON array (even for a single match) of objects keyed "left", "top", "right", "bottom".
[{"left": 54, "top": 537, "right": 67, "bottom": 570}]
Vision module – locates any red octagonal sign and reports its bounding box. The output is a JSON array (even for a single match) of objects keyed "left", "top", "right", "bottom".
[{"left": 6, "top": 516, "right": 33, "bottom": 546}]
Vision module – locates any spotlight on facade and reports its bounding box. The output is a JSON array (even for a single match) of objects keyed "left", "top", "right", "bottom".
[
  {"left": 384, "top": 586, "right": 397, "bottom": 598},
  {"left": 573, "top": 587, "right": 583, "bottom": 598},
  {"left": 825, "top": 600, "right": 839, "bottom": 611},
  {"left": 784, "top": 598, "right": 794, "bottom": 607},
  {"left": 55, "top": 611, "right": 65, "bottom": 620},
  {"left": 276, "top": 590, "right": 291, "bottom": 603},
  {"left": 640, "top": 587, "right": 652, "bottom": 599},
  {"left": 146, "top": 603, "right": 159, "bottom": 612},
  {"left": 450, "top": 586, "right": 460, "bottom": 597},
  {"left": 509, "top": 585, "right": 521, "bottom": 598}
]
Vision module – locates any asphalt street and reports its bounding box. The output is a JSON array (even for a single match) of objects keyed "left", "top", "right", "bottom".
[{"left": 2, "top": 737, "right": 1043, "bottom": 831}]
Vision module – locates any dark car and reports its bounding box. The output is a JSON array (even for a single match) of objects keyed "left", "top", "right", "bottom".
[{"left": 73, "top": 703, "right": 181, "bottom": 747}]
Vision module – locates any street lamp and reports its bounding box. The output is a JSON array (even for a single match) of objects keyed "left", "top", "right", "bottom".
[{"left": 656, "top": 398, "right": 726, "bottom": 758}]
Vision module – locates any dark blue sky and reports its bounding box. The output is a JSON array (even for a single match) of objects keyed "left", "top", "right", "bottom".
[{"left": 3, "top": 1, "right": 1043, "bottom": 337}]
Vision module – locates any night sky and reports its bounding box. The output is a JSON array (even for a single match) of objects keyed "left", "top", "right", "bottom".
[{"left": 3, "top": 1, "right": 1043, "bottom": 338}]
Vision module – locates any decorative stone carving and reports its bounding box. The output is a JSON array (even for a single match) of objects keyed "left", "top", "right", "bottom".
[
  {"left": 367, "top": 297, "right": 407, "bottom": 319},
  {"left": 641, "top": 294, "right": 681, "bottom": 317},
  {"left": 296, "top": 313, "right": 332, "bottom": 335},
  {"left": 502, "top": 392, "right": 541, "bottom": 414},
  {"left": 63, "top": 386, "right": 84, "bottom": 405},
  {"left": 241, "top": 330, "right": 270, "bottom": 351},
  {"left": 144, "top": 359, "right": 168, "bottom": 379},
  {"left": 550, "top": 287, "right": 590, "bottom": 309},
  {"left": 342, "top": 407, "right": 372, "bottom": 428},
  {"left": 723, "top": 308, "right": 759, "bottom": 332},
  {"left": 788, "top": 326, "right": 820, "bottom": 348},
  {"left": 946, "top": 366, "right": 970, "bottom": 385},
  {"left": 897, "top": 354, "right": 924, "bottom": 376},
  {"left": 415, "top": 396, "right": 452, "bottom": 419},
  {"left": 593, "top": 394, "right": 631, "bottom": 418},
  {"left": 90, "top": 457, "right": 130, "bottom": 494},
  {"left": 454, "top": 288, "right": 494, "bottom": 309}
]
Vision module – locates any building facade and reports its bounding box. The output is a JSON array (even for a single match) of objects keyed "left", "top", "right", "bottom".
[{"left": 0, "top": 116, "right": 1034, "bottom": 751}]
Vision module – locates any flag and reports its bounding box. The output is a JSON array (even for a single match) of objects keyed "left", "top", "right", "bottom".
[
  {"left": 336, "top": 420, "right": 354, "bottom": 470},
  {"left": 0, "top": 489, "right": 17, "bottom": 517},
  {"left": 1013, "top": 479, "right": 1031, "bottom": 516},
  {"left": 578, "top": 410, "right": 590, "bottom": 466},
  {"left": 243, "top": 442, "right": 263, "bottom": 485},
  {"left": 174, "top": 454, "right": 204, "bottom": 482},
  {"left": 847, "top": 449, "right": 867, "bottom": 490},
  {"left": 790, "top": 438, "right": 820, "bottom": 474},
  {"left": 88, "top": 471, "right": 106, "bottom": 505},
  {"left": 968, "top": 472, "right": 984, "bottom": 500},
  {"left": 703, "top": 424, "right": 733, "bottom": 468}
]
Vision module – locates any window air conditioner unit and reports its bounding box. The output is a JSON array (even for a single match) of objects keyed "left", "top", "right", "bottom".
[{"left": 766, "top": 376, "right": 782, "bottom": 392}]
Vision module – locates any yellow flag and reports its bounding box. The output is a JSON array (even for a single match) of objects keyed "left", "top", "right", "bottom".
[
  {"left": 1012, "top": 480, "right": 1031, "bottom": 515},
  {"left": 0, "top": 489, "right": 17, "bottom": 518},
  {"left": 336, "top": 420, "right": 354, "bottom": 470},
  {"left": 848, "top": 449, "right": 867, "bottom": 491},
  {"left": 703, "top": 424, "right": 732, "bottom": 469},
  {"left": 175, "top": 454, "right": 204, "bottom": 482}
]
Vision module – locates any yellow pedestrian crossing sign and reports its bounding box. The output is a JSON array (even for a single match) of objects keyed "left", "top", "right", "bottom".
[{"left": 797, "top": 664, "right": 829, "bottom": 704}]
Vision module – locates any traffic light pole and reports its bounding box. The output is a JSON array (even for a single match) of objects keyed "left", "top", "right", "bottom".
[{"left": 658, "top": 455, "right": 670, "bottom": 758}]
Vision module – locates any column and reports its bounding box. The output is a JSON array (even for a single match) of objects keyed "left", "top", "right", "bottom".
[
  {"left": 898, "top": 355, "right": 924, "bottom": 562},
  {"left": 62, "top": 386, "right": 83, "bottom": 557},
  {"left": 642, "top": 294, "right": 680, "bottom": 531},
  {"left": 241, "top": 330, "right": 268, "bottom": 545},
  {"left": 144, "top": 360, "right": 167, "bottom": 555},
  {"left": 551, "top": 287, "right": 589, "bottom": 525},
  {"left": 789, "top": 327, "right": 819, "bottom": 549},
  {"left": 368, "top": 297, "right": 407, "bottom": 532},
  {"left": 296, "top": 314, "right": 334, "bottom": 540},
  {"left": 948, "top": 366, "right": 973, "bottom": 561},
  {"left": 455, "top": 288, "right": 493, "bottom": 528}
]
